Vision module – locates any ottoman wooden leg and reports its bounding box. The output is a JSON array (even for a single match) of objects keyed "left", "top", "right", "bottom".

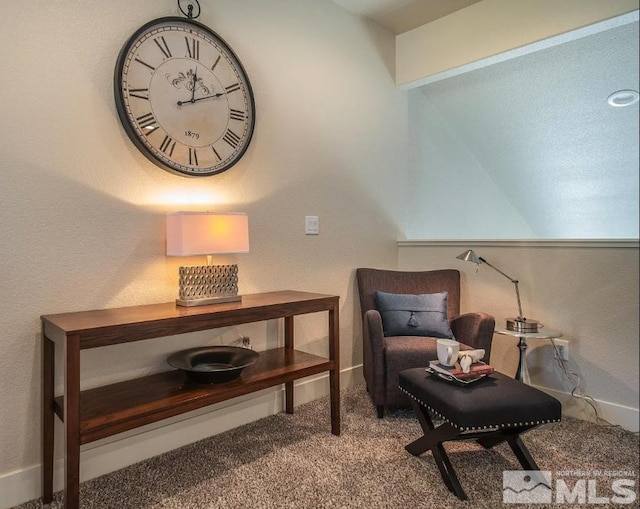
[
  {"left": 507, "top": 434, "right": 540, "bottom": 471},
  {"left": 406, "top": 399, "right": 468, "bottom": 500},
  {"left": 476, "top": 427, "right": 540, "bottom": 470}
]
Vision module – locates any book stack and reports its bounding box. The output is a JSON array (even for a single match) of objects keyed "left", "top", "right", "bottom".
[{"left": 427, "top": 360, "right": 494, "bottom": 381}]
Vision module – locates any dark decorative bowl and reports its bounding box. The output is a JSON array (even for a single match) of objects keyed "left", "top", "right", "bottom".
[{"left": 167, "top": 346, "right": 259, "bottom": 384}]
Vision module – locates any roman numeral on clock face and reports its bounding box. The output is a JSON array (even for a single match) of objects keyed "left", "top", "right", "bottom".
[
  {"left": 225, "top": 83, "right": 241, "bottom": 94},
  {"left": 134, "top": 58, "right": 155, "bottom": 72},
  {"left": 229, "top": 109, "right": 245, "bottom": 121},
  {"left": 136, "top": 112, "right": 159, "bottom": 134},
  {"left": 154, "top": 36, "right": 172, "bottom": 59},
  {"left": 128, "top": 88, "right": 149, "bottom": 100},
  {"left": 185, "top": 37, "right": 200, "bottom": 60},
  {"left": 223, "top": 129, "right": 241, "bottom": 149},
  {"left": 189, "top": 148, "right": 199, "bottom": 166},
  {"left": 159, "top": 135, "right": 176, "bottom": 156}
]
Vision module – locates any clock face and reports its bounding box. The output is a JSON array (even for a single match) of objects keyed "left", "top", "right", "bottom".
[{"left": 114, "top": 17, "right": 255, "bottom": 177}]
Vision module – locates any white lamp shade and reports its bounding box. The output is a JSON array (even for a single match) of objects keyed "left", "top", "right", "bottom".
[{"left": 166, "top": 212, "right": 249, "bottom": 256}]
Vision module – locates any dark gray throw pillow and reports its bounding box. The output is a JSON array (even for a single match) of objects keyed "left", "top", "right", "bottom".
[{"left": 374, "top": 291, "right": 455, "bottom": 338}]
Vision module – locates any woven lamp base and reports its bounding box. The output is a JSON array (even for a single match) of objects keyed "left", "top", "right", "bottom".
[{"left": 176, "top": 264, "right": 241, "bottom": 307}]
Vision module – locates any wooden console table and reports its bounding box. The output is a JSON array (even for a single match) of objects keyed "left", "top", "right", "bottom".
[{"left": 41, "top": 290, "right": 340, "bottom": 509}]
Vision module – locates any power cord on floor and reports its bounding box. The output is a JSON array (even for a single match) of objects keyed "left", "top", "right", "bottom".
[{"left": 549, "top": 338, "right": 638, "bottom": 436}]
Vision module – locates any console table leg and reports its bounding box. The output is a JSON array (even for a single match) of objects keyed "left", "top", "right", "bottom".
[
  {"left": 329, "top": 304, "right": 340, "bottom": 435},
  {"left": 285, "top": 381, "right": 294, "bottom": 414},
  {"left": 42, "top": 335, "right": 55, "bottom": 504},
  {"left": 64, "top": 335, "right": 81, "bottom": 509},
  {"left": 284, "top": 316, "right": 294, "bottom": 414}
]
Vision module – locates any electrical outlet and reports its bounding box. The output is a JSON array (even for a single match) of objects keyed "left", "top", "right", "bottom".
[{"left": 553, "top": 339, "right": 569, "bottom": 361}]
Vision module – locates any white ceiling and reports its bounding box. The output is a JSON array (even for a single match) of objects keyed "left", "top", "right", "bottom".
[
  {"left": 417, "top": 19, "right": 639, "bottom": 238},
  {"left": 333, "top": 1, "right": 639, "bottom": 238}
]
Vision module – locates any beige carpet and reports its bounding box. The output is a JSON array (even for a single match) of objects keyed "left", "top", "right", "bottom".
[{"left": 16, "top": 384, "right": 639, "bottom": 508}]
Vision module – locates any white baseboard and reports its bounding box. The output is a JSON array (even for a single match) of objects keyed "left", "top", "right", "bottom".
[
  {"left": 0, "top": 365, "right": 364, "bottom": 509},
  {"left": 533, "top": 384, "right": 639, "bottom": 432}
]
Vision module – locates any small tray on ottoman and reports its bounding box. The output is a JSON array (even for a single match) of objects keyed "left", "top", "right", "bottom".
[{"left": 426, "top": 360, "right": 494, "bottom": 385}]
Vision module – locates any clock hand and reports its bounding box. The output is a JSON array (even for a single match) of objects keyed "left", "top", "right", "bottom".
[
  {"left": 190, "top": 68, "right": 197, "bottom": 103},
  {"left": 177, "top": 92, "right": 226, "bottom": 106}
]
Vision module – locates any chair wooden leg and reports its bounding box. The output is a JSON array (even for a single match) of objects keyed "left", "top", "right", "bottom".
[{"left": 376, "top": 405, "right": 384, "bottom": 418}]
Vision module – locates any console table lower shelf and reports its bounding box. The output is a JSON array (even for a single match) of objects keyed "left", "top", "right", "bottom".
[{"left": 54, "top": 348, "right": 333, "bottom": 444}]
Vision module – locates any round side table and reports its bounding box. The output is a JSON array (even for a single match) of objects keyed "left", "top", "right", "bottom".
[{"left": 494, "top": 327, "right": 562, "bottom": 384}]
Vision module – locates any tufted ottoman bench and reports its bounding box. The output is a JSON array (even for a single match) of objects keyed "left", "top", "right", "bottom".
[{"left": 399, "top": 368, "right": 561, "bottom": 500}]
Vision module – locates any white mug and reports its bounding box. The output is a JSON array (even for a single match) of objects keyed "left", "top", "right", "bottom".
[{"left": 437, "top": 338, "right": 460, "bottom": 367}]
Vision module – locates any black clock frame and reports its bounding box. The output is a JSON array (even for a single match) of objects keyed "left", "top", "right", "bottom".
[{"left": 114, "top": 16, "right": 256, "bottom": 177}]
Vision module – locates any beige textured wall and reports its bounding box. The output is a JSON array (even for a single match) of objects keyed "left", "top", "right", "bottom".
[
  {"left": 399, "top": 243, "right": 639, "bottom": 425},
  {"left": 0, "top": 0, "right": 407, "bottom": 477}
]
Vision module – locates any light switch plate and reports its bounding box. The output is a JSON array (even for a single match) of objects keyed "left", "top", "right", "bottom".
[{"left": 305, "top": 216, "right": 319, "bottom": 235}]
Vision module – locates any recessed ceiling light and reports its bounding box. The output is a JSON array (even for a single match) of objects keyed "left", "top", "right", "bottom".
[{"left": 607, "top": 89, "right": 639, "bottom": 107}]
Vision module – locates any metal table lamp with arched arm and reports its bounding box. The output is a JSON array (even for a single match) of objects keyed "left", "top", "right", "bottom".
[{"left": 456, "top": 249, "right": 540, "bottom": 333}]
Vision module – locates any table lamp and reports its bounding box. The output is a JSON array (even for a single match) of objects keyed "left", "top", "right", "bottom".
[
  {"left": 167, "top": 212, "right": 249, "bottom": 306},
  {"left": 456, "top": 249, "right": 540, "bottom": 332}
]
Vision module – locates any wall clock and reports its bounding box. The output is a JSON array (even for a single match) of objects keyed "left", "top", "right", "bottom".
[{"left": 114, "top": 16, "right": 255, "bottom": 177}]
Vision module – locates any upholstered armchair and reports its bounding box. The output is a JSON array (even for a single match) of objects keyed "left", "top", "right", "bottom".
[{"left": 356, "top": 268, "right": 495, "bottom": 417}]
